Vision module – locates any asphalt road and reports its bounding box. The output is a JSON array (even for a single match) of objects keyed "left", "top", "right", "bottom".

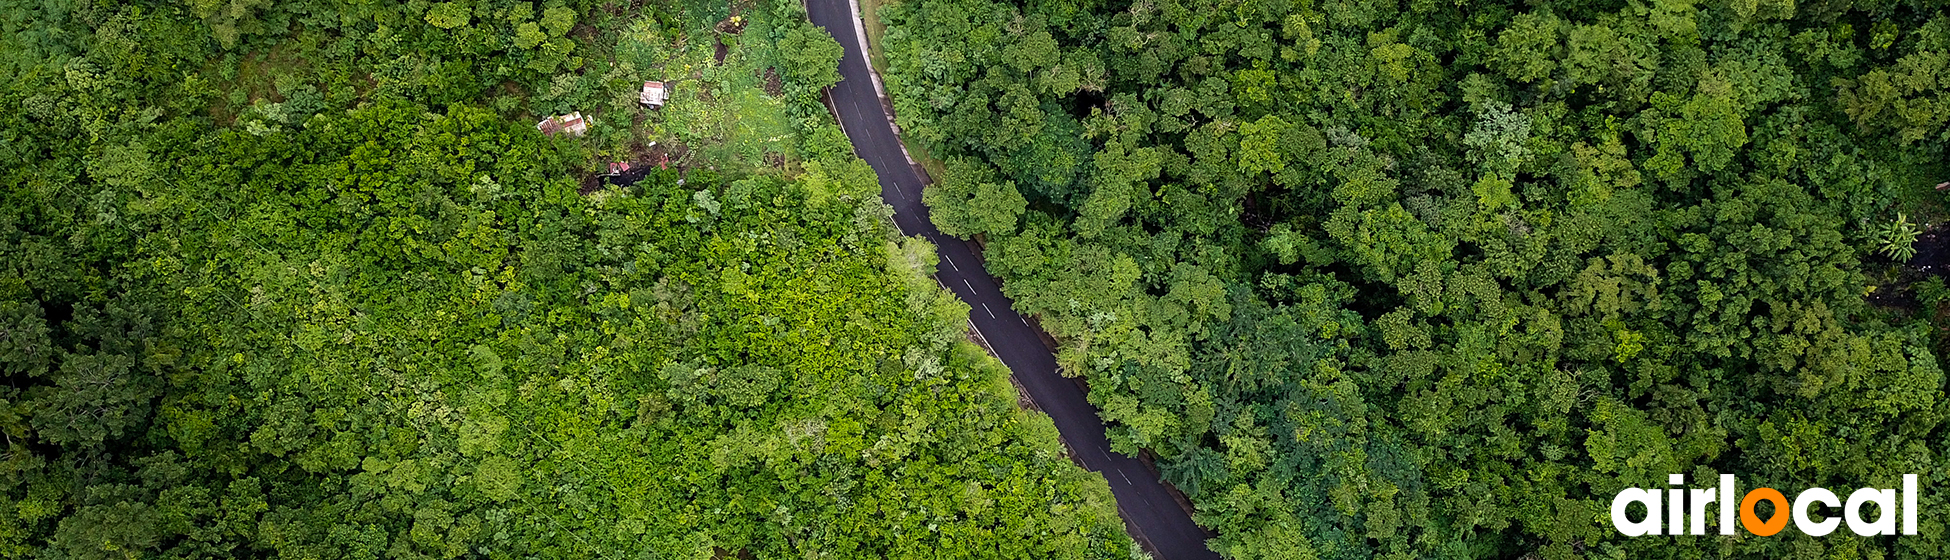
[{"left": 802, "top": 3, "right": 1221, "bottom": 558}]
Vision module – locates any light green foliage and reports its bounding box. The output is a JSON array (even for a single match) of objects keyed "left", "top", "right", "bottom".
[
  {"left": 1463, "top": 101, "right": 1533, "bottom": 173},
  {"left": 425, "top": 2, "right": 472, "bottom": 29},
  {"left": 1493, "top": 11, "right": 1563, "bottom": 83},
  {"left": 0, "top": 100, "right": 1133, "bottom": 559},
  {"left": 515, "top": 22, "right": 548, "bottom": 49},
  {"left": 884, "top": 0, "right": 1950, "bottom": 557},
  {"left": 779, "top": 21, "right": 846, "bottom": 91},
  {"left": 0, "top": 3, "right": 1135, "bottom": 559},
  {"left": 926, "top": 158, "right": 1029, "bottom": 237},
  {"left": 1236, "top": 115, "right": 1290, "bottom": 176},
  {"left": 1876, "top": 213, "right": 1923, "bottom": 261},
  {"left": 1838, "top": 50, "right": 1950, "bottom": 143},
  {"left": 541, "top": 6, "right": 576, "bottom": 37},
  {"left": 1004, "top": 31, "right": 1060, "bottom": 74},
  {"left": 473, "top": 455, "right": 522, "bottom": 502},
  {"left": 86, "top": 141, "right": 154, "bottom": 190},
  {"left": 184, "top": 0, "right": 272, "bottom": 48}
]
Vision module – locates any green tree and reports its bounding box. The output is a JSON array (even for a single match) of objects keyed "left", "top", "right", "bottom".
[
  {"left": 780, "top": 22, "right": 844, "bottom": 91},
  {"left": 926, "top": 158, "right": 1028, "bottom": 237},
  {"left": 425, "top": 3, "right": 472, "bottom": 30}
]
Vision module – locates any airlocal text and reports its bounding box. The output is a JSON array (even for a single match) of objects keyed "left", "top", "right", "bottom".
[{"left": 1611, "top": 474, "right": 1919, "bottom": 537}]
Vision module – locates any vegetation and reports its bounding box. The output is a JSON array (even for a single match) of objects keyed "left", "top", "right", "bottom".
[
  {"left": 0, "top": 0, "right": 1137, "bottom": 558},
  {"left": 1877, "top": 213, "right": 1922, "bottom": 261},
  {"left": 881, "top": 0, "right": 1950, "bottom": 557}
]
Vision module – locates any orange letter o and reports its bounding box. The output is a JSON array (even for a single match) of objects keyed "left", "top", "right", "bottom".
[{"left": 1741, "top": 488, "right": 1790, "bottom": 536}]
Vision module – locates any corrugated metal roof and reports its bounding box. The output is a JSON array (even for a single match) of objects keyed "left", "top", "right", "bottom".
[{"left": 536, "top": 112, "right": 588, "bottom": 136}]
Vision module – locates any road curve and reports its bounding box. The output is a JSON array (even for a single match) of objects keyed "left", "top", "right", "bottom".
[{"left": 802, "top": 3, "right": 1222, "bottom": 558}]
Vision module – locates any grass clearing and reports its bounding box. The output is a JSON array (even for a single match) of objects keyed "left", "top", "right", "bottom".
[
  {"left": 857, "top": 0, "right": 894, "bottom": 74},
  {"left": 612, "top": 9, "right": 801, "bottom": 176}
]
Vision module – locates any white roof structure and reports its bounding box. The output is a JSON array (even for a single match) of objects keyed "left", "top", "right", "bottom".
[
  {"left": 536, "top": 112, "right": 588, "bottom": 137},
  {"left": 640, "top": 81, "right": 667, "bottom": 108}
]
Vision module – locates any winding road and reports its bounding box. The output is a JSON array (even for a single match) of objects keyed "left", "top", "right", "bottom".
[{"left": 802, "top": 2, "right": 1222, "bottom": 558}]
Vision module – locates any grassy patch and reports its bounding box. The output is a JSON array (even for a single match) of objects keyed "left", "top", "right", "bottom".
[{"left": 857, "top": 0, "right": 893, "bottom": 74}]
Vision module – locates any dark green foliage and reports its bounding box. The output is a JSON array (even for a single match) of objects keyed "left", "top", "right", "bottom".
[{"left": 885, "top": 0, "right": 1950, "bottom": 557}]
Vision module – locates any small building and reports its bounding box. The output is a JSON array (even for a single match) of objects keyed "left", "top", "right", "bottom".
[
  {"left": 640, "top": 81, "right": 668, "bottom": 108},
  {"left": 536, "top": 112, "right": 587, "bottom": 137}
]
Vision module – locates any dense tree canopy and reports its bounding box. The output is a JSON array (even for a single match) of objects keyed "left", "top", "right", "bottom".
[
  {"left": 0, "top": 0, "right": 1136, "bottom": 558},
  {"left": 882, "top": 0, "right": 1950, "bottom": 557}
]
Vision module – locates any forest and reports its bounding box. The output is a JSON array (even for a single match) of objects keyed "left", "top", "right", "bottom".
[
  {"left": 878, "top": 0, "right": 1950, "bottom": 557},
  {"left": 0, "top": 0, "right": 1139, "bottom": 558}
]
